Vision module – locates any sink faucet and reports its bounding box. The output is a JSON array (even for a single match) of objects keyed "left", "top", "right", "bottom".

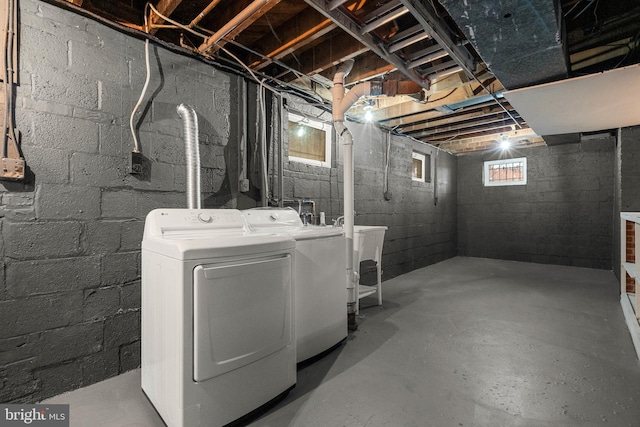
[{"left": 334, "top": 216, "right": 344, "bottom": 227}]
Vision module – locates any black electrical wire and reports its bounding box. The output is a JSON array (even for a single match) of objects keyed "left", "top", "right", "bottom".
[{"left": 426, "top": 88, "right": 457, "bottom": 103}]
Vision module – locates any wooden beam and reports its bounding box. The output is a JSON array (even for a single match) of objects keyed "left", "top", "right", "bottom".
[
  {"left": 277, "top": 31, "right": 369, "bottom": 78},
  {"left": 198, "top": 0, "right": 282, "bottom": 54},
  {"left": 149, "top": 0, "right": 183, "bottom": 34},
  {"left": 250, "top": 8, "right": 337, "bottom": 70},
  {"left": 412, "top": 114, "right": 520, "bottom": 138},
  {"left": 371, "top": 83, "right": 486, "bottom": 124},
  {"left": 436, "top": 128, "right": 544, "bottom": 153},
  {"left": 418, "top": 120, "right": 523, "bottom": 142},
  {"left": 396, "top": 104, "right": 506, "bottom": 133},
  {"left": 570, "top": 37, "right": 639, "bottom": 71},
  {"left": 310, "top": 51, "right": 396, "bottom": 84}
]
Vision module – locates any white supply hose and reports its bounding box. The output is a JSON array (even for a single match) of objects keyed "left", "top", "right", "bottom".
[{"left": 129, "top": 38, "right": 151, "bottom": 153}]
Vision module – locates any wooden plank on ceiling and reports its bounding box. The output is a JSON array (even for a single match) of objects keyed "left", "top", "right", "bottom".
[
  {"left": 392, "top": 100, "right": 511, "bottom": 129},
  {"left": 414, "top": 114, "right": 520, "bottom": 138},
  {"left": 417, "top": 120, "right": 523, "bottom": 142},
  {"left": 278, "top": 31, "right": 369, "bottom": 78},
  {"left": 396, "top": 104, "right": 507, "bottom": 133},
  {"left": 250, "top": 8, "right": 336, "bottom": 70},
  {"left": 332, "top": 52, "right": 396, "bottom": 83},
  {"left": 205, "top": 0, "right": 284, "bottom": 53},
  {"left": 371, "top": 84, "right": 480, "bottom": 122}
]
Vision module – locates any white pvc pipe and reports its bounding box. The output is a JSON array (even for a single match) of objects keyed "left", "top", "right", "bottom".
[
  {"left": 334, "top": 121, "right": 356, "bottom": 311},
  {"left": 177, "top": 104, "right": 201, "bottom": 209},
  {"left": 332, "top": 62, "right": 419, "bottom": 323},
  {"left": 332, "top": 60, "right": 386, "bottom": 321}
]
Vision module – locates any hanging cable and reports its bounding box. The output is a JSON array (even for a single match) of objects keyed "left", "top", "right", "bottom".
[
  {"left": 2, "top": 0, "right": 13, "bottom": 159},
  {"left": 3, "top": 0, "right": 17, "bottom": 156},
  {"left": 259, "top": 80, "right": 270, "bottom": 205},
  {"left": 129, "top": 39, "right": 150, "bottom": 153},
  {"left": 129, "top": 4, "right": 155, "bottom": 153},
  {"left": 1, "top": 0, "right": 24, "bottom": 180}
]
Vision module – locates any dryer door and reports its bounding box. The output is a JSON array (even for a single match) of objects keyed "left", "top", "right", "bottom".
[{"left": 192, "top": 254, "right": 292, "bottom": 382}]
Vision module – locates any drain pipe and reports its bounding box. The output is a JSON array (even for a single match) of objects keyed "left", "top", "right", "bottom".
[
  {"left": 333, "top": 60, "right": 385, "bottom": 330},
  {"left": 177, "top": 104, "right": 201, "bottom": 209},
  {"left": 333, "top": 62, "right": 422, "bottom": 329}
]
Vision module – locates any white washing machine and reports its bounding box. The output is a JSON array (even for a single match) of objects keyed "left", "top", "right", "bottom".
[
  {"left": 243, "top": 208, "right": 347, "bottom": 363},
  {"left": 141, "top": 208, "right": 296, "bottom": 427}
]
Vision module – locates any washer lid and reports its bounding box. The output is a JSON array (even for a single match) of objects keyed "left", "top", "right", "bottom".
[
  {"left": 143, "top": 232, "right": 295, "bottom": 260},
  {"left": 249, "top": 224, "right": 344, "bottom": 240},
  {"left": 242, "top": 207, "right": 303, "bottom": 227}
]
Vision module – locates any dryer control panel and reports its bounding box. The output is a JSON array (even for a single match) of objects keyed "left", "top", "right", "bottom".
[{"left": 143, "top": 209, "right": 248, "bottom": 239}]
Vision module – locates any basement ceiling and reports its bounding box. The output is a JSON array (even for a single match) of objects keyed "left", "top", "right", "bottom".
[{"left": 50, "top": 0, "right": 640, "bottom": 153}]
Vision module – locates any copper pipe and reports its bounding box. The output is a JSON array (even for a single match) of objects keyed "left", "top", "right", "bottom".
[
  {"left": 198, "top": 0, "right": 270, "bottom": 53},
  {"left": 188, "top": 0, "right": 223, "bottom": 28}
]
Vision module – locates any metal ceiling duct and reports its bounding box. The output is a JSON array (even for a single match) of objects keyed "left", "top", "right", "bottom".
[{"left": 439, "top": 0, "right": 568, "bottom": 89}]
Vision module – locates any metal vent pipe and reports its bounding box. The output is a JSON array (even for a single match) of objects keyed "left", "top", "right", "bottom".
[{"left": 177, "top": 104, "right": 202, "bottom": 209}]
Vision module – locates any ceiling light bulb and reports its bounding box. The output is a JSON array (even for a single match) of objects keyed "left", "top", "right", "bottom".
[
  {"left": 364, "top": 110, "right": 373, "bottom": 121},
  {"left": 297, "top": 126, "right": 304, "bottom": 137},
  {"left": 500, "top": 138, "right": 511, "bottom": 150}
]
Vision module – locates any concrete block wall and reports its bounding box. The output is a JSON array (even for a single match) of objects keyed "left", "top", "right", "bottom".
[
  {"left": 1, "top": 0, "right": 252, "bottom": 402},
  {"left": 347, "top": 123, "right": 457, "bottom": 280},
  {"left": 1, "top": 0, "right": 460, "bottom": 402},
  {"left": 613, "top": 126, "right": 640, "bottom": 281},
  {"left": 280, "top": 95, "right": 457, "bottom": 283},
  {"left": 458, "top": 139, "right": 615, "bottom": 268}
]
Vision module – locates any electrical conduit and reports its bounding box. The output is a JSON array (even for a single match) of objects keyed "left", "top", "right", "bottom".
[{"left": 177, "top": 104, "right": 202, "bottom": 209}]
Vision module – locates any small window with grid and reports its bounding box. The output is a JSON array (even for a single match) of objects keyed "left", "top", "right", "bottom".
[{"left": 483, "top": 157, "right": 527, "bottom": 186}]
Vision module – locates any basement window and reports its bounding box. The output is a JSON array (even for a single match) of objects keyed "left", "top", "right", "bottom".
[
  {"left": 412, "top": 151, "right": 430, "bottom": 182},
  {"left": 483, "top": 157, "right": 527, "bottom": 186},
  {"left": 288, "top": 113, "right": 332, "bottom": 168}
]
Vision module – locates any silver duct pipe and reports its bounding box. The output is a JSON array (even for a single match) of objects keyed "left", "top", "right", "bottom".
[{"left": 177, "top": 104, "right": 202, "bottom": 209}]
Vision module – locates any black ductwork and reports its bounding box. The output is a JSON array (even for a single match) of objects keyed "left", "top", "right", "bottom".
[{"left": 440, "top": 0, "right": 568, "bottom": 89}]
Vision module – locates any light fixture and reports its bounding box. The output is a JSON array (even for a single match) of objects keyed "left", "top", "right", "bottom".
[
  {"left": 499, "top": 135, "right": 511, "bottom": 150},
  {"left": 364, "top": 105, "right": 373, "bottom": 122},
  {"left": 296, "top": 125, "right": 305, "bottom": 137}
]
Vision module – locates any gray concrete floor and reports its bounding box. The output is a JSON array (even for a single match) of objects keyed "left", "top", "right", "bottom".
[{"left": 45, "top": 257, "right": 640, "bottom": 426}]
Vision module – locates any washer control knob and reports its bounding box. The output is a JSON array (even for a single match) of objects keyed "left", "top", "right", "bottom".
[
  {"left": 269, "top": 213, "right": 278, "bottom": 222},
  {"left": 198, "top": 213, "right": 213, "bottom": 223}
]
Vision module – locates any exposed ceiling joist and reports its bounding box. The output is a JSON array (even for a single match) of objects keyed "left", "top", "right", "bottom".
[
  {"left": 53, "top": 0, "right": 640, "bottom": 153},
  {"left": 399, "top": 0, "right": 476, "bottom": 77},
  {"left": 303, "top": 0, "right": 429, "bottom": 89},
  {"left": 250, "top": 9, "right": 336, "bottom": 70},
  {"left": 149, "top": 0, "right": 183, "bottom": 35},
  {"left": 198, "top": 0, "right": 284, "bottom": 53}
]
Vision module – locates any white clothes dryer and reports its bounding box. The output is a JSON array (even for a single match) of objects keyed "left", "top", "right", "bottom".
[
  {"left": 141, "top": 208, "right": 296, "bottom": 427},
  {"left": 243, "top": 207, "right": 347, "bottom": 363}
]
